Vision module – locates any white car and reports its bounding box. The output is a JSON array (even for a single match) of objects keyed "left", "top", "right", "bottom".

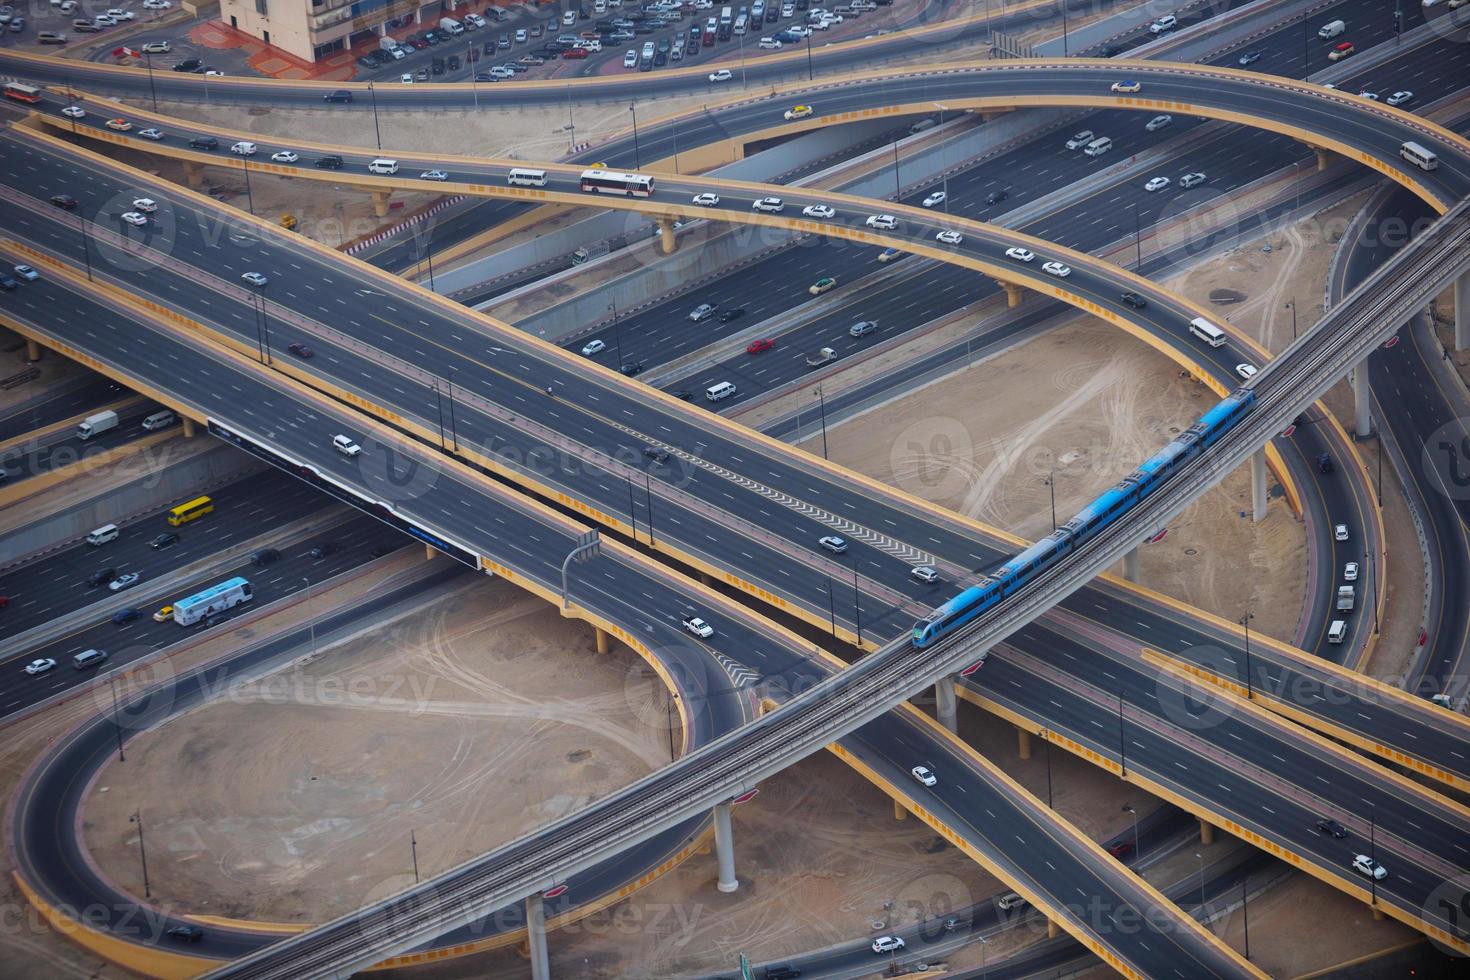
[
  {"left": 1235, "top": 363, "right": 1257, "bottom": 380},
  {"left": 709, "top": 69, "right": 733, "bottom": 82},
  {"left": 1145, "top": 114, "right": 1172, "bottom": 131},
  {"left": 872, "top": 935, "right": 906, "bottom": 954},
  {"left": 758, "top": 36, "right": 781, "bottom": 48},
  {"left": 801, "top": 204, "right": 835, "bottom": 219},
  {"left": 1005, "top": 247, "right": 1035, "bottom": 262},
  {"left": 143, "top": 0, "right": 173, "bottom": 7},
  {"left": 140, "top": 40, "right": 170, "bottom": 54},
  {"left": 935, "top": 230, "right": 963, "bottom": 246},
  {"left": 922, "top": 191, "right": 947, "bottom": 208},
  {"left": 692, "top": 192, "right": 720, "bottom": 207},
  {"left": 241, "top": 271, "right": 268, "bottom": 286},
  {"left": 689, "top": 303, "right": 718, "bottom": 322},
  {"left": 1386, "top": 90, "right": 1413, "bottom": 106},
  {"left": 818, "top": 535, "right": 848, "bottom": 553},
  {"left": 132, "top": 197, "right": 158, "bottom": 212},
  {"left": 24, "top": 658, "right": 56, "bottom": 676},
  {"left": 13, "top": 264, "right": 38, "bottom": 281},
  {"left": 120, "top": 212, "right": 148, "bottom": 226},
  {"left": 581, "top": 339, "right": 606, "bottom": 356},
  {"left": 1352, "top": 855, "right": 1387, "bottom": 881},
  {"left": 910, "top": 765, "right": 936, "bottom": 786},
  {"left": 1179, "top": 172, "right": 1206, "bottom": 189},
  {"left": 61, "top": 105, "right": 86, "bottom": 119},
  {"left": 402, "top": 73, "right": 414, "bottom": 84},
  {"left": 1357, "top": 90, "right": 1379, "bottom": 101},
  {"left": 205, "top": 70, "right": 225, "bottom": 76},
  {"left": 420, "top": 170, "right": 450, "bottom": 181},
  {"left": 682, "top": 616, "right": 715, "bottom": 638},
  {"left": 1042, "top": 261, "right": 1071, "bottom": 278},
  {"left": 137, "top": 128, "right": 165, "bottom": 140},
  {"left": 753, "top": 196, "right": 785, "bottom": 213},
  {"left": 1343, "top": 561, "right": 1359, "bottom": 582},
  {"left": 911, "top": 565, "right": 939, "bottom": 584},
  {"left": 1149, "top": 14, "right": 1177, "bottom": 33},
  {"left": 1334, "top": 523, "right": 1349, "bottom": 542},
  {"left": 109, "top": 572, "right": 140, "bottom": 592},
  {"left": 864, "top": 214, "right": 897, "bottom": 230},
  {"left": 270, "top": 150, "right": 299, "bottom": 163},
  {"left": 333, "top": 434, "right": 362, "bottom": 457},
  {"left": 230, "top": 141, "right": 258, "bottom": 156},
  {"left": 624, "top": 50, "right": 638, "bottom": 68},
  {"left": 1144, "top": 176, "right": 1171, "bottom": 192},
  {"left": 1111, "top": 80, "right": 1142, "bottom": 93}
]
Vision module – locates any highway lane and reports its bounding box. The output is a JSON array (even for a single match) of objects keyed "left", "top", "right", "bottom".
[
  {"left": 0, "top": 373, "right": 122, "bottom": 444},
  {"left": 0, "top": 253, "right": 1231, "bottom": 978},
  {"left": 0, "top": 468, "right": 329, "bottom": 639},
  {"left": 0, "top": 398, "right": 166, "bottom": 482},
  {"left": 5, "top": 134, "right": 1462, "bottom": 790}
]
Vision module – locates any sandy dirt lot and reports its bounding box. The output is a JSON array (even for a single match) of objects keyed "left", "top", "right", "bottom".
[{"left": 82, "top": 577, "right": 671, "bottom": 921}]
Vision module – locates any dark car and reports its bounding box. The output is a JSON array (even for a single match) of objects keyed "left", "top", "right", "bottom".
[
  {"left": 475, "top": 71, "right": 497, "bottom": 82},
  {"left": 407, "top": 35, "right": 429, "bottom": 49},
  {"left": 1120, "top": 291, "right": 1147, "bottom": 309},
  {"left": 447, "top": 54, "right": 461, "bottom": 71},
  {"left": 1316, "top": 452, "right": 1334, "bottom": 474},
  {"left": 202, "top": 613, "right": 226, "bottom": 628},
  {"left": 1106, "top": 840, "right": 1134, "bottom": 858},
  {"left": 643, "top": 447, "right": 671, "bottom": 464},
  {"left": 288, "top": 342, "right": 314, "bottom": 358},
  {"left": 250, "top": 548, "right": 280, "bottom": 567},
  {"left": 1315, "top": 818, "right": 1348, "bottom": 838},
  {"left": 431, "top": 57, "right": 446, "bottom": 75},
  {"left": 112, "top": 607, "right": 139, "bottom": 624},
  {"left": 765, "top": 967, "right": 801, "bottom": 980},
  {"left": 356, "top": 53, "right": 382, "bottom": 70},
  {"left": 172, "top": 58, "right": 202, "bottom": 72},
  {"left": 150, "top": 532, "right": 179, "bottom": 549},
  {"left": 50, "top": 194, "right": 78, "bottom": 210},
  {"left": 670, "top": 389, "right": 694, "bottom": 401},
  {"left": 88, "top": 567, "right": 116, "bottom": 588},
  {"left": 468, "top": 47, "right": 480, "bottom": 62},
  {"left": 189, "top": 135, "right": 219, "bottom": 150},
  {"left": 984, "top": 189, "right": 1008, "bottom": 205},
  {"left": 0, "top": 274, "right": 17, "bottom": 291},
  {"left": 619, "top": 361, "right": 645, "bottom": 376},
  {"left": 166, "top": 925, "right": 203, "bottom": 943},
  {"left": 10, "top": 16, "right": 25, "bottom": 32},
  {"left": 718, "top": 308, "right": 746, "bottom": 323},
  {"left": 323, "top": 89, "right": 354, "bottom": 103},
  {"left": 315, "top": 155, "right": 345, "bottom": 169},
  {"left": 309, "top": 542, "right": 338, "bottom": 559},
  {"left": 1237, "top": 50, "right": 1262, "bottom": 66},
  {"left": 423, "top": 30, "right": 440, "bottom": 44}
]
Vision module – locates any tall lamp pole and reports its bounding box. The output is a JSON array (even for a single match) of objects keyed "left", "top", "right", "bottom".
[
  {"left": 110, "top": 677, "right": 126, "bottom": 762},
  {"left": 1239, "top": 611, "right": 1255, "bottom": 699},
  {"left": 1045, "top": 470, "right": 1057, "bottom": 530},
  {"left": 142, "top": 51, "right": 159, "bottom": 113},
  {"left": 628, "top": 104, "right": 642, "bottom": 169},
  {"left": 1285, "top": 300, "right": 1297, "bottom": 340},
  {"left": 130, "top": 810, "right": 151, "bottom": 898},
  {"left": 368, "top": 82, "right": 382, "bottom": 150},
  {"left": 1123, "top": 804, "right": 1140, "bottom": 859},
  {"left": 814, "top": 385, "right": 829, "bottom": 459}
]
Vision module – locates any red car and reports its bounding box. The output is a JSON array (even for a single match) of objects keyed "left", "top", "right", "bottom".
[
  {"left": 562, "top": 47, "right": 589, "bottom": 59},
  {"left": 288, "top": 342, "right": 314, "bottom": 358},
  {"left": 746, "top": 339, "right": 775, "bottom": 354},
  {"left": 1106, "top": 840, "right": 1134, "bottom": 859}
]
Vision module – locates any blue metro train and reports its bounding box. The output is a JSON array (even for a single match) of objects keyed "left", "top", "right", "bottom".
[{"left": 912, "top": 389, "right": 1257, "bottom": 647}]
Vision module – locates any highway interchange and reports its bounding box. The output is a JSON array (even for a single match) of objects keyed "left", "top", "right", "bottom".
[{"left": 2, "top": 0, "right": 1470, "bottom": 976}]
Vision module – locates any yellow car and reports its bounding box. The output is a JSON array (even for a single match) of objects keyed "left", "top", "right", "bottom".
[
  {"left": 784, "top": 105, "right": 814, "bottom": 121},
  {"left": 105, "top": 118, "right": 132, "bottom": 132},
  {"left": 808, "top": 276, "right": 837, "bottom": 296},
  {"left": 153, "top": 605, "right": 173, "bottom": 622}
]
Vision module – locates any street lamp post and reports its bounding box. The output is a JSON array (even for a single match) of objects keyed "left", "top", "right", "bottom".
[
  {"left": 892, "top": 139, "right": 902, "bottom": 199},
  {"left": 814, "top": 385, "right": 829, "bottom": 459},
  {"left": 302, "top": 577, "right": 317, "bottom": 657},
  {"left": 1241, "top": 878, "right": 1250, "bottom": 959},
  {"left": 1117, "top": 688, "right": 1127, "bottom": 778},
  {"left": 933, "top": 102, "right": 951, "bottom": 213},
  {"left": 1195, "top": 852, "right": 1205, "bottom": 913},
  {"left": 1239, "top": 611, "right": 1255, "bottom": 699},
  {"left": 1045, "top": 470, "right": 1057, "bottom": 530},
  {"left": 1123, "top": 804, "right": 1140, "bottom": 860},
  {"left": 853, "top": 569, "right": 862, "bottom": 646},
  {"left": 240, "top": 158, "right": 256, "bottom": 216},
  {"left": 77, "top": 213, "right": 94, "bottom": 282},
  {"left": 609, "top": 298, "right": 624, "bottom": 370},
  {"left": 628, "top": 103, "right": 642, "bottom": 169},
  {"left": 445, "top": 366, "right": 458, "bottom": 451},
  {"left": 131, "top": 810, "right": 151, "bottom": 898},
  {"left": 1286, "top": 300, "right": 1297, "bottom": 340},
  {"left": 805, "top": 32, "right": 814, "bottom": 81},
  {"left": 1041, "top": 727, "right": 1053, "bottom": 806},
  {"left": 411, "top": 829, "right": 420, "bottom": 883},
  {"left": 142, "top": 51, "right": 159, "bottom": 113},
  {"left": 1060, "top": 0, "right": 1069, "bottom": 57},
  {"left": 565, "top": 82, "right": 577, "bottom": 153},
  {"left": 110, "top": 677, "right": 126, "bottom": 762},
  {"left": 368, "top": 82, "right": 382, "bottom": 150}
]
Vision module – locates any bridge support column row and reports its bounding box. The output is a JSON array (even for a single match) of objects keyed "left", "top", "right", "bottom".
[
  {"left": 1047, "top": 918, "right": 1060, "bottom": 939},
  {"left": 25, "top": 338, "right": 40, "bottom": 362},
  {"left": 182, "top": 161, "right": 206, "bottom": 189},
  {"left": 371, "top": 191, "right": 393, "bottom": 218},
  {"left": 995, "top": 280, "right": 1023, "bottom": 308},
  {"left": 1017, "top": 726, "right": 1033, "bottom": 760},
  {"left": 893, "top": 798, "right": 907, "bottom": 820},
  {"left": 594, "top": 627, "right": 611, "bottom": 654},
  {"left": 658, "top": 218, "right": 677, "bottom": 254},
  {"left": 1456, "top": 272, "right": 1470, "bottom": 352},
  {"left": 935, "top": 676, "right": 957, "bottom": 733},
  {"left": 1251, "top": 449, "right": 1268, "bottom": 523},
  {"left": 713, "top": 802, "right": 739, "bottom": 893},
  {"left": 525, "top": 893, "right": 551, "bottom": 980},
  {"left": 1121, "top": 546, "right": 1139, "bottom": 583},
  {"left": 1352, "top": 359, "right": 1372, "bottom": 438},
  {"left": 1199, "top": 819, "right": 1215, "bottom": 845},
  {"left": 1309, "top": 144, "right": 1331, "bottom": 172},
  {"left": 181, "top": 417, "right": 196, "bottom": 438}
]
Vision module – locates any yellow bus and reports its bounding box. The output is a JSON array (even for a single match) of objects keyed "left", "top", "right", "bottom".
[{"left": 167, "top": 495, "right": 214, "bottom": 527}]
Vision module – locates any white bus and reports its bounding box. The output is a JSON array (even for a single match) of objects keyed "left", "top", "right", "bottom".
[
  {"left": 1399, "top": 140, "right": 1438, "bottom": 172},
  {"left": 580, "top": 169, "right": 656, "bottom": 197},
  {"left": 507, "top": 167, "right": 549, "bottom": 187},
  {"left": 1188, "top": 316, "right": 1227, "bottom": 348},
  {"left": 173, "top": 576, "right": 254, "bottom": 626}
]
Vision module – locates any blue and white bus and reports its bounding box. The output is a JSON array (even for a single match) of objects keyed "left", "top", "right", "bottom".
[{"left": 173, "top": 576, "right": 254, "bottom": 626}]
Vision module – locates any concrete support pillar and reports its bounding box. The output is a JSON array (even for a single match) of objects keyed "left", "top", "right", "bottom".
[
  {"left": 1199, "top": 819, "right": 1215, "bottom": 845},
  {"left": 979, "top": 108, "right": 1011, "bottom": 121},
  {"left": 182, "top": 161, "right": 206, "bottom": 189},
  {"left": 1372, "top": 907, "right": 1385, "bottom": 921},
  {"left": 1122, "top": 546, "right": 1140, "bottom": 582},
  {"left": 525, "top": 893, "right": 551, "bottom": 980},
  {"left": 1312, "top": 146, "right": 1330, "bottom": 171},
  {"left": 995, "top": 280, "right": 1023, "bottom": 308},
  {"left": 425, "top": 543, "right": 435, "bottom": 561},
  {"left": 1017, "top": 727, "right": 1033, "bottom": 760},
  {"left": 25, "top": 338, "right": 41, "bottom": 362},
  {"left": 1352, "top": 359, "right": 1371, "bottom": 437},
  {"left": 713, "top": 802, "right": 738, "bottom": 893},
  {"left": 893, "top": 798, "right": 907, "bottom": 821},
  {"left": 658, "top": 218, "right": 677, "bottom": 254},
  {"left": 181, "top": 417, "right": 196, "bottom": 438},
  {"left": 1047, "top": 918, "right": 1060, "bottom": 939},
  {"left": 934, "top": 676, "right": 957, "bottom": 733},
  {"left": 1251, "top": 449, "right": 1268, "bottom": 523},
  {"left": 371, "top": 191, "right": 393, "bottom": 218},
  {"left": 594, "top": 628, "right": 611, "bottom": 654},
  {"left": 1455, "top": 273, "right": 1469, "bottom": 352}
]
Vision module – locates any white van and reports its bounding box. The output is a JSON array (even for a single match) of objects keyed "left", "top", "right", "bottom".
[
  {"left": 229, "top": 141, "right": 258, "bottom": 156},
  {"left": 368, "top": 158, "right": 400, "bottom": 175},
  {"left": 1317, "top": 19, "right": 1345, "bottom": 39},
  {"left": 1189, "top": 316, "right": 1227, "bottom": 348},
  {"left": 1400, "top": 141, "right": 1439, "bottom": 172},
  {"left": 73, "top": 649, "right": 109, "bottom": 669},
  {"left": 1084, "top": 136, "right": 1113, "bottom": 157},
  {"left": 1327, "top": 620, "right": 1347, "bottom": 644},
  {"left": 508, "top": 168, "right": 549, "bottom": 187},
  {"left": 141, "top": 410, "right": 176, "bottom": 431},
  {"left": 86, "top": 524, "right": 120, "bottom": 546},
  {"left": 439, "top": 17, "right": 464, "bottom": 35},
  {"left": 705, "top": 381, "right": 737, "bottom": 402},
  {"left": 997, "top": 892, "right": 1027, "bottom": 911}
]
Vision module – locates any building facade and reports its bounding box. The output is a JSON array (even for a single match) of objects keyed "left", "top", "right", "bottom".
[{"left": 216, "top": 0, "right": 476, "bottom": 64}]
